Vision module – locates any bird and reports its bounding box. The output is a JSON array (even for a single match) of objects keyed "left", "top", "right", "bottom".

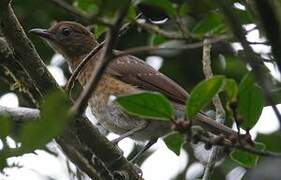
[{"left": 29, "top": 21, "right": 236, "bottom": 155}]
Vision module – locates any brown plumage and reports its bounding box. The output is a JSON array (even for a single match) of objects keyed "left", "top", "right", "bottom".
[{"left": 30, "top": 21, "right": 235, "bottom": 141}]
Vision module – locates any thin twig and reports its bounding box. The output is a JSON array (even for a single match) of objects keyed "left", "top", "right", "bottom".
[
  {"left": 135, "top": 20, "right": 188, "bottom": 40},
  {"left": 114, "top": 34, "right": 231, "bottom": 57},
  {"left": 197, "top": 133, "right": 281, "bottom": 158},
  {"left": 202, "top": 38, "right": 225, "bottom": 180},
  {"left": 174, "top": 8, "right": 190, "bottom": 39}
]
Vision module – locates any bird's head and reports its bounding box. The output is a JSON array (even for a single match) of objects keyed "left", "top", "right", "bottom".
[{"left": 30, "top": 21, "right": 98, "bottom": 60}]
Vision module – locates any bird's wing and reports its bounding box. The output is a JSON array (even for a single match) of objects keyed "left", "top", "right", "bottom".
[{"left": 107, "top": 54, "right": 188, "bottom": 105}]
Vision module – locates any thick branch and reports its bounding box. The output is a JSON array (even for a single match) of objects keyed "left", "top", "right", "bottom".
[
  {"left": 0, "top": 3, "right": 59, "bottom": 96},
  {"left": 0, "top": 37, "right": 41, "bottom": 106},
  {"left": 0, "top": 1, "right": 140, "bottom": 179},
  {"left": 0, "top": 105, "right": 39, "bottom": 121}
]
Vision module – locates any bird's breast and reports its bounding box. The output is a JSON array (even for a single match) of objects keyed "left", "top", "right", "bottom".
[{"left": 78, "top": 68, "right": 137, "bottom": 110}]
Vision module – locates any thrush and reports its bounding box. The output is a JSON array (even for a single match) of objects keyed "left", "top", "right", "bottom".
[{"left": 29, "top": 21, "right": 236, "bottom": 151}]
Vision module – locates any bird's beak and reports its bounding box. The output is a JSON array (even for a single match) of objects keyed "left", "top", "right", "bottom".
[{"left": 29, "top": 28, "right": 54, "bottom": 40}]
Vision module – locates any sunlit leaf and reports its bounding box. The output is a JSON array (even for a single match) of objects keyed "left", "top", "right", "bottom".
[
  {"left": 116, "top": 92, "right": 174, "bottom": 121},
  {"left": 186, "top": 76, "right": 225, "bottom": 119},
  {"left": 164, "top": 132, "right": 184, "bottom": 156},
  {"left": 230, "top": 142, "right": 265, "bottom": 168}
]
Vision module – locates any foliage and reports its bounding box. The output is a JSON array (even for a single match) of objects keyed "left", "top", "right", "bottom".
[
  {"left": 116, "top": 92, "right": 173, "bottom": 121},
  {"left": 1, "top": 0, "right": 281, "bottom": 179},
  {"left": 186, "top": 75, "right": 225, "bottom": 119},
  {"left": 0, "top": 90, "right": 71, "bottom": 170},
  {"left": 230, "top": 143, "right": 265, "bottom": 168}
]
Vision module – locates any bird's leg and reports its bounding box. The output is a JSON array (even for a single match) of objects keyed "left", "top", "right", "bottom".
[
  {"left": 129, "top": 138, "right": 158, "bottom": 163},
  {"left": 111, "top": 122, "right": 149, "bottom": 144}
]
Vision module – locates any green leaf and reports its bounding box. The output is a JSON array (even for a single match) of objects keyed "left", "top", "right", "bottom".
[
  {"left": 164, "top": 132, "right": 184, "bottom": 156},
  {"left": 237, "top": 85, "right": 264, "bottom": 130},
  {"left": 0, "top": 148, "right": 8, "bottom": 171},
  {"left": 256, "top": 132, "right": 281, "bottom": 153},
  {"left": 116, "top": 92, "right": 174, "bottom": 121},
  {"left": 149, "top": 34, "right": 166, "bottom": 46},
  {"left": 234, "top": 8, "right": 252, "bottom": 25},
  {"left": 139, "top": 0, "right": 176, "bottom": 16},
  {"left": 230, "top": 142, "right": 265, "bottom": 168},
  {"left": 239, "top": 72, "right": 255, "bottom": 93},
  {"left": 94, "top": 25, "right": 107, "bottom": 39},
  {"left": 74, "top": 0, "right": 98, "bottom": 15},
  {"left": 0, "top": 117, "right": 9, "bottom": 171},
  {"left": 74, "top": 0, "right": 128, "bottom": 17},
  {"left": 224, "top": 79, "right": 238, "bottom": 100},
  {"left": 192, "top": 12, "right": 226, "bottom": 35},
  {"left": 179, "top": 3, "right": 189, "bottom": 16},
  {"left": 186, "top": 76, "right": 225, "bottom": 119},
  {"left": 19, "top": 90, "right": 71, "bottom": 153},
  {"left": 0, "top": 116, "right": 10, "bottom": 138},
  {"left": 127, "top": 4, "right": 137, "bottom": 20}
]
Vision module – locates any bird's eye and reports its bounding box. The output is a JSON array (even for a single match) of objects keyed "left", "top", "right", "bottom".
[{"left": 62, "top": 28, "right": 71, "bottom": 36}]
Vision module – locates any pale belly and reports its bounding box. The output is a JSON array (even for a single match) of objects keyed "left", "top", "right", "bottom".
[
  {"left": 79, "top": 73, "right": 171, "bottom": 141},
  {"left": 89, "top": 95, "right": 171, "bottom": 141}
]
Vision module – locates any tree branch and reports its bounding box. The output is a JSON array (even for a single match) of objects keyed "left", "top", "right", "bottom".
[
  {"left": 3, "top": 105, "right": 281, "bottom": 160},
  {"left": 215, "top": 0, "right": 281, "bottom": 132},
  {"left": 0, "top": 37, "right": 41, "bottom": 106},
  {"left": 114, "top": 34, "right": 231, "bottom": 57},
  {"left": 0, "top": 1, "right": 140, "bottom": 179},
  {"left": 0, "top": 2, "right": 59, "bottom": 96},
  {"left": 202, "top": 38, "right": 225, "bottom": 180},
  {"left": 0, "top": 105, "right": 39, "bottom": 121}
]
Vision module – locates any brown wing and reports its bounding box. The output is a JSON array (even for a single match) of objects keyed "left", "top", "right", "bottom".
[{"left": 107, "top": 54, "right": 188, "bottom": 105}]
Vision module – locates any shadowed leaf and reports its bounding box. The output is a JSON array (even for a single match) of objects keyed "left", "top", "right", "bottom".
[
  {"left": 164, "top": 132, "right": 184, "bottom": 156},
  {"left": 230, "top": 142, "right": 265, "bottom": 168},
  {"left": 19, "top": 90, "right": 71, "bottom": 153}
]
